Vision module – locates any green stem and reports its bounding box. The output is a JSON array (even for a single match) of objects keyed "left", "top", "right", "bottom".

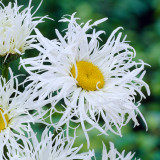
[
  {"left": 2, "top": 62, "right": 9, "bottom": 83},
  {"left": 0, "top": 54, "right": 20, "bottom": 84}
]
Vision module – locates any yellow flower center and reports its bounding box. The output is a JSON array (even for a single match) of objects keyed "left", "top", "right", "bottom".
[
  {"left": 0, "top": 108, "right": 9, "bottom": 132},
  {"left": 71, "top": 61, "right": 105, "bottom": 91}
]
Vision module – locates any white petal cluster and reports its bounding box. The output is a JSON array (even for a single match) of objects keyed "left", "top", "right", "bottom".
[
  {"left": 0, "top": 69, "right": 43, "bottom": 159},
  {"left": 101, "top": 142, "right": 139, "bottom": 160},
  {"left": 21, "top": 13, "right": 150, "bottom": 147},
  {"left": 0, "top": 0, "right": 45, "bottom": 56},
  {"left": 7, "top": 126, "right": 94, "bottom": 160}
]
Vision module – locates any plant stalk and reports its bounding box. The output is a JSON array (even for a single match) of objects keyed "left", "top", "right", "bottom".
[{"left": 1, "top": 61, "right": 10, "bottom": 84}]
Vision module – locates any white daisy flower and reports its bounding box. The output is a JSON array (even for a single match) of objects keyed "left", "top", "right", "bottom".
[
  {"left": 0, "top": 0, "right": 46, "bottom": 57},
  {"left": 101, "top": 142, "right": 139, "bottom": 160},
  {"left": 21, "top": 13, "right": 150, "bottom": 147},
  {"left": 0, "top": 69, "right": 45, "bottom": 159},
  {"left": 7, "top": 126, "right": 94, "bottom": 160}
]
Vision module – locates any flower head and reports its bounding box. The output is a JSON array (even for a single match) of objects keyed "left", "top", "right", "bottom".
[
  {"left": 0, "top": 0, "right": 45, "bottom": 57},
  {"left": 0, "top": 69, "right": 44, "bottom": 159},
  {"left": 101, "top": 142, "right": 139, "bottom": 160},
  {"left": 21, "top": 13, "right": 150, "bottom": 147},
  {"left": 7, "top": 126, "right": 94, "bottom": 160}
]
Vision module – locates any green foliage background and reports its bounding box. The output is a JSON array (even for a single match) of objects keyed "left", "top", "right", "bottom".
[{"left": 2, "top": 0, "right": 160, "bottom": 159}]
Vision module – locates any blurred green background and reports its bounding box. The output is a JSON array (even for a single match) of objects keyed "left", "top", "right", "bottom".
[{"left": 3, "top": 0, "right": 160, "bottom": 159}]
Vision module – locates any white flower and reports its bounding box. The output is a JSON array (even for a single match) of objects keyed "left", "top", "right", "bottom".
[
  {"left": 21, "top": 13, "right": 150, "bottom": 147},
  {"left": 7, "top": 126, "right": 94, "bottom": 160},
  {"left": 0, "top": 0, "right": 46, "bottom": 56},
  {"left": 0, "top": 69, "right": 44, "bottom": 159},
  {"left": 101, "top": 142, "right": 139, "bottom": 160}
]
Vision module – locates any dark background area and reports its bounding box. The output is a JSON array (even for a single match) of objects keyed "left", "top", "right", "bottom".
[{"left": 2, "top": 0, "right": 160, "bottom": 159}]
